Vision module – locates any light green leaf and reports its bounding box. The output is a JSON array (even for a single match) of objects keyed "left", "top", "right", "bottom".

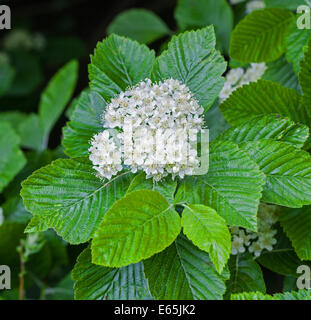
[
  {"left": 241, "top": 140, "right": 311, "bottom": 207},
  {"left": 230, "top": 8, "right": 294, "bottom": 63},
  {"left": 286, "top": 16, "right": 311, "bottom": 74},
  {"left": 174, "top": 0, "right": 233, "bottom": 53},
  {"left": 279, "top": 206, "right": 311, "bottom": 260},
  {"left": 126, "top": 172, "right": 177, "bottom": 202},
  {"left": 92, "top": 190, "right": 181, "bottom": 267},
  {"left": 143, "top": 234, "right": 229, "bottom": 300},
  {"left": 0, "top": 122, "right": 26, "bottom": 192},
  {"left": 73, "top": 248, "right": 151, "bottom": 300},
  {"left": 226, "top": 253, "right": 266, "bottom": 297},
  {"left": 89, "top": 34, "right": 155, "bottom": 101},
  {"left": 39, "top": 60, "right": 79, "bottom": 148},
  {"left": 220, "top": 80, "right": 310, "bottom": 126},
  {"left": 63, "top": 91, "right": 105, "bottom": 158},
  {"left": 231, "top": 292, "right": 277, "bottom": 300},
  {"left": 262, "top": 55, "right": 300, "bottom": 91},
  {"left": 175, "top": 140, "right": 265, "bottom": 231},
  {"left": 182, "top": 204, "right": 231, "bottom": 274},
  {"left": 217, "top": 115, "right": 309, "bottom": 148},
  {"left": 107, "top": 9, "right": 170, "bottom": 44},
  {"left": 21, "top": 158, "right": 133, "bottom": 244},
  {"left": 275, "top": 290, "right": 311, "bottom": 300},
  {"left": 152, "top": 26, "right": 227, "bottom": 111}
]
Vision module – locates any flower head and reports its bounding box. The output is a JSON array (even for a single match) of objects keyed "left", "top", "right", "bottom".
[{"left": 89, "top": 79, "right": 205, "bottom": 181}]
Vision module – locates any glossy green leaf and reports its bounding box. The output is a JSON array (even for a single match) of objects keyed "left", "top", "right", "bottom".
[
  {"left": 220, "top": 80, "right": 310, "bottom": 126},
  {"left": 217, "top": 114, "right": 309, "bottom": 148},
  {"left": 92, "top": 190, "right": 181, "bottom": 267},
  {"left": 107, "top": 9, "right": 170, "bottom": 44},
  {"left": 63, "top": 91, "right": 105, "bottom": 158},
  {"left": 144, "top": 234, "right": 229, "bottom": 300},
  {"left": 279, "top": 206, "right": 311, "bottom": 260},
  {"left": 21, "top": 158, "right": 132, "bottom": 244},
  {"left": 286, "top": 16, "right": 311, "bottom": 74},
  {"left": 182, "top": 204, "right": 231, "bottom": 274},
  {"left": 152, "top": 26, "right": 227, "bottom": 111},
  {"left": 89, "top": 34, "right": 155, "bottom": 101},
  {"left": 226, "top": 253, "right": 266, "bottom": 297},
  {"left": 241, "top": 140, "right": 311, "bottom": 207},
  {"left": 299, "top": 39, "right": 311, "bottom": 117},
  {"left": 73, "top": 248, "right": 151, "bottom": 300},
  {"left": 231, "top": 292, "right": 277, "bottom": 300},
  {"left": 262, "top": 55, "right": 299, "bottom": 91},
  {"left": 175, "top": 140, "right": 265, "bottom": 231},
  {"left": 230, "top": 8, "right": 293, "bottom": 63}
]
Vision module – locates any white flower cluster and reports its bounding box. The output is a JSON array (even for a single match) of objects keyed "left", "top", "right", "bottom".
[
  {"left": 4, "top": 29, "right": 46, "bottom": 51},
  {"left": 246, "top": 1, "right": 265, "bottom": 13},
  {"left": 219, "top": 63, "right": 266, "bottom": 102},
  {"left": 231, "top": 203, "right": 278, "bottom": 257},
  {"left": 89, "top": 79, "right": 204, "bottom": 181}
]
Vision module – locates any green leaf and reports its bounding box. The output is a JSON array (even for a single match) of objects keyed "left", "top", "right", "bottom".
[
  {"left": 126, "top": 172, "right": 177, "bottom": 202},
  {"left": 241, "top": 140, "right": 311, "bottom": 207},
  {"left": 21, "top": 158, "right": 132, "bottom": 244},
  {"left": 174, "top": 0, "right": 233, "bottom": 53},
  {"left": 89, "top": 34, "right": 155, "bottom": 101},
  {"left": 91, "top": 190, "right": 181, "bottom": 267},
  {"left": 275, "top": 290, "right": 311, "bottom": 300},
  {"left": 231, "top": 292, "right": 277, "bottom": 300},
  {"left": 73, "top": 248, "right": 151, "bottom": 300},
  {"left": 231, "top": 289, "right": 311, "bottom": 300},
  {"left": 226, "top": 253, "right": 266, "bottom": 297},
  {"left": 182, "top": 204, "right": 231, "bottom": 274},
  {"left": 220, "top": 80, "right": 310, "bottom": 126},
  {"left": 107, "top": 9, "right": 170, "bottom": 45},
  {"left": 39, "top": 60, "right": 79, "bottom": 148},
  {"left": 217, "top": 115, "right": 309, "bottom": 148},
  {"left": 143, "top": 234, "right": 229, "bottom": 300},
  {"left": 63, "top": 91, "right": 105, "bottom": 158},
  {"left": 279, "top": 206, "right": 311, "bottom": 260},
  {"left": 0, "top": 122, "right": 26, "bottom": 192},
  {"left": 152, "top": 26, "right": 227, "bottom": 111},
  {"left": 286, "top": 16, "right": 311, "bottom": 74},
  {"left": 257, "top": 225, "right": 311, "bottom": 276},
  {"left": 175, "top": 140, "right": 265, "bottom": 231},
  {"left": 0, "top": 59, "right": 15, "bottom": 96},
  {"left": 299, "top": 39, "right": 311, "bottom": 117},
  {"left": 230, "top": 292, "right": 280, "bottom": 300},
  {"left": 230, "top": 8, "right": 294, "bottom": 63},
  {"left": 262, "top": 55, "right": 300, "bottom": 91}
]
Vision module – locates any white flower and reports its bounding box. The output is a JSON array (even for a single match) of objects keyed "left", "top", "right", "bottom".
[
  {"left": 89, "top": 79, "right": 204, "bottom": 181},
  {"left": 0, "top": 207, "right": 4, "bottom": 226},
  {"left": 219, "top": 63, "right": 266, "bottom": 103},
  {"left": 246, "top": 1, "right": 265, "bottom": 14},
  {"left": 231, "top": 235, "right": 246, "bottom": 255},
  {"left": 248, "top": 241, "right": 262, "bottom": 257}
]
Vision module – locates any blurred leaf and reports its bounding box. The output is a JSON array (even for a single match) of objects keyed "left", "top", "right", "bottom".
[
  {"left": 0, "top": 59, "right": 15, "bottom": 96},
  {"left": 107, "top": 9, "right": 170, "bottom": 44},
  {"left": 264, "top": 0, "right": 306, "bottom": 10},
  {"left": 0, "top": 121, "right": 26, "bottom": 193},
  {"left": 175, "top": 0, "right": 233, "bottom": 53}
]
